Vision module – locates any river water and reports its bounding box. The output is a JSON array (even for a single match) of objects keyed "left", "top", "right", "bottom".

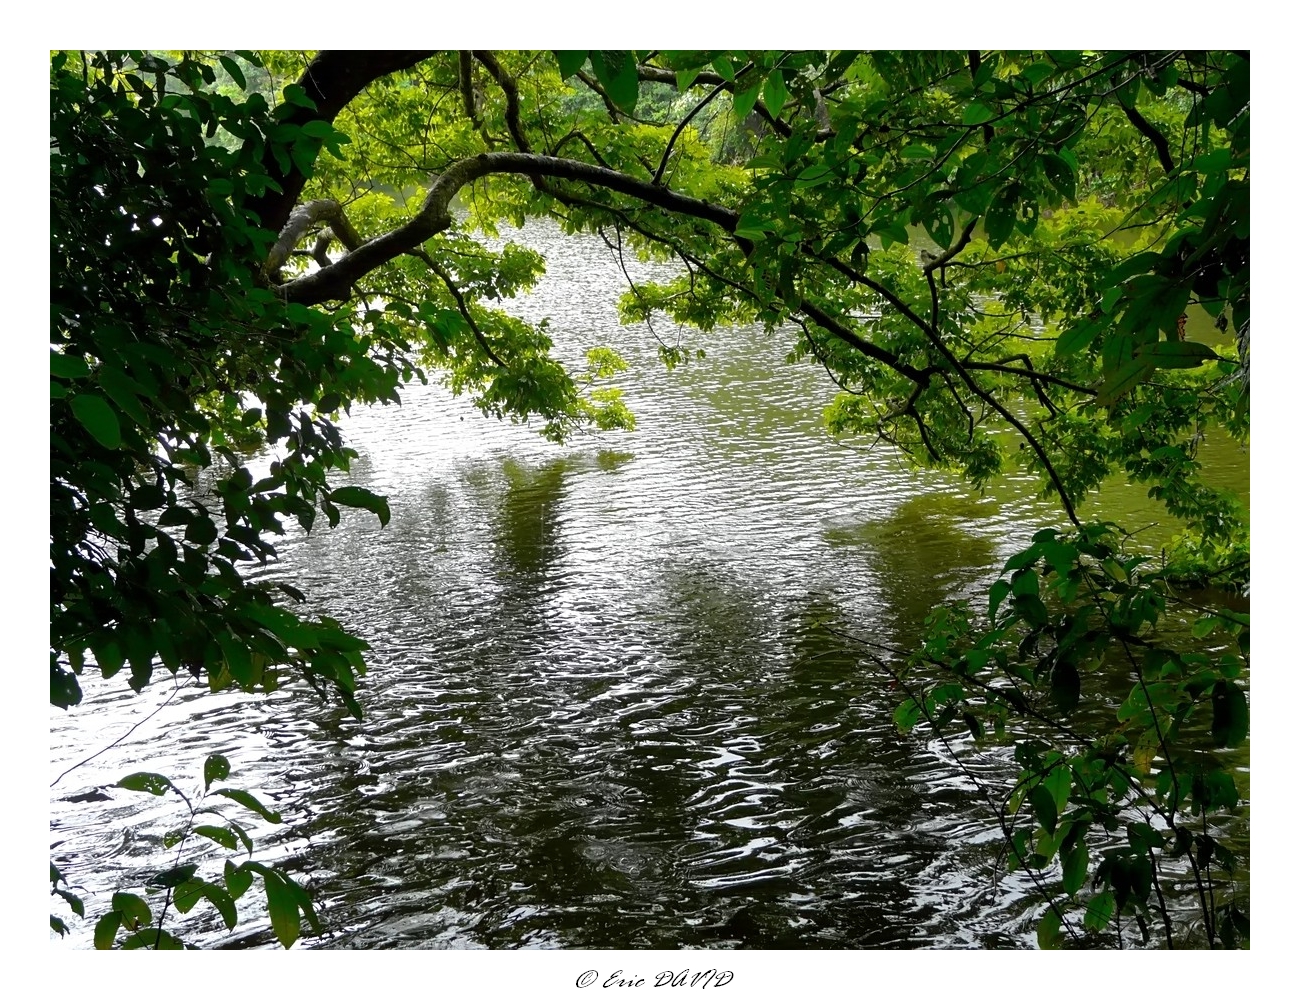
[{"left": 49, "top": 221, "right": 1249, "bottom": 949}]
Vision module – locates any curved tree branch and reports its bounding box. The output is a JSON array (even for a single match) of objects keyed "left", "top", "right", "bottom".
[
  {"left": 248, "top": 50, "right": 436, "bottom": 236},
  {"left": 275, "top": 152, "right": 742, "bottom": 304}
]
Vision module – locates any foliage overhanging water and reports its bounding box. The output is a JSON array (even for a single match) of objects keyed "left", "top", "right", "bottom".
[{"left": 50, "top": 221, "right": 1248, "bottom": 949}]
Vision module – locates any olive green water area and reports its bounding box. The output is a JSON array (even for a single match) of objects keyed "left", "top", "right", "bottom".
[{"left": 49, "top": 221, "right": 1248, "bottom": 949}]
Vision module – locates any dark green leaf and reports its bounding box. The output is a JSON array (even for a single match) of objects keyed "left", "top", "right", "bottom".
[
  {"left": 1050, "top": 660, "right": 1081, "bottom": 714},
  {"left": 226, "top": 860, "right": 254, "bottom": 899},
  {"left": 111, "top": 892, "right": 152, "bottom": 929},
  {"left": 1134, "top": 339, "right": 1218, "bottom": 369},
  {"left": 1096, "top": 357, "right": 1154, "bottom": 407},
  {"left": 989, "top": 579, "right": 1012, "bottom": 619},
  {"left": 329, "top": 486, "right": 391, "bottom": 527},
  {"left": 204, "top": 753, "right": 231, "bottom": 792},
  {"left": 51, "top": 352, "right": 89, "bottom": 379},
  {"left": 214, "top": 787, "right": 283, "bottom": 823},
  {"left": 962, "top": 101, "right": 994, "bottom": 126},
  {"left": 194, "top": 824, "right": 239, "bottom": 850},
  {"left": 202, "top": 882, "right": 238, "bottom": 929},
  {"left": 54, "top": 887, "right": 85, "bottom": 917},
  {"left": 1056, "top": 316, "right": 1104, "bottom": 357},
  {"left": 185, "top": 515, "right": 219, "bottom": 546},
  {"left": 1210, "top": 680, "right": 1248, "bottom": 747},
  {"left": 1037, "top": 907, "right": 1064, "bottom": 949},
  {"left": 763, "top": 72, "right": 789, "bottom": 114},
  {"left": 1041, "top": 152, "right": 1076, "bottom": 202},
  {"left": 732, "top": 83, "right": 761, "bottom": 121},
  {"left": 173, "top": 878, "right": 206, "bottom": 913},
  {"left": 1084, "top": 890, "right": 1115, "bottom": 932},
  {"left": 984, "top": 196, "right": 1016, "bottom": 249},
  {"left": 94, "top": 911, "right": 121, "bottom": 950},
  {"left": 1062, "top": 842, "right": 1088, "bottom": 895},
  {"left": 1127, "top": 822, "right": 1165, "bottom": 852},
  {"left": 553, "top": 51, "right": 588, "bottom": 79},
  {"left": 593, "top": 51, "right": 639, "bottom": 113},
  {"left": 1030, "top": 784, "right": 1057, "bottom": 833},
  {"left": 148, "top": 863, "right": 199, "bottom": 889},
  {"left": 70, "top": 393, "right": 122, "bottom": 450},
  {"left": 218, "top": 54, "right": 246, "bottom": 90},
  {"left": 121, "top": 928, "right": 185, "bottom": 949},
  {"left": 262, "top": 871, "right": 301, "bottom": 948},
  {"left": 117, "top": 772, "right": 173, "bottom": 796}
]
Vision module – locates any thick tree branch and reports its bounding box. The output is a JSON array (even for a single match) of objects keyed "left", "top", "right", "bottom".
[
  {"left": 473, "top": 50, "right": 532, "bottom": 154},
  {"left": 1122, "top": 104, "right": 1176, "bottom": 174},
  {"left": 263, "top": 199, "right": 363, "bottom": 277},
  {"left": 275, "top": 152, "right": 741, "bottom": 304},
  {"left": 798, "top": 298, "right": 928, "bottom": 384},
  {"left": 248, "top": 50, "right": 436, "bottom": 236}
]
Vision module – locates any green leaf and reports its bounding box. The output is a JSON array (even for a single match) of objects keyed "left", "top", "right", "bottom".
[
  {"left": 1126, "top": 821, "right": 1164, "bottom": 853},
  {"left": 280, "top": 871, "right": 322, "bottom": 934},
  {"left": 893, "top": 698, "right": 921, "bottom": 734},
  {"left": 988, "top": 579, "right": 1012, "bottom": 619},
  {"left": 121, "top": 928, "right": 185, "bottom": 949},
  {"left": 298, "top": 119, "right": 337, "bottom": 139},
  {"left": 70, "top": 393, "right": 122, "bottom": 450},
  {"left": 328, "top": 486, "right": 391, "bottom": 527},
  {"left": 962, "top": 101, "right": 995, "bottom": 126},
  {"left": 1133, "top": 340, "right": 1218, "bottom": 369},
  {"left": 1041, "top": 153, "right": 1076, "bottom": 202},
  {"left": 94, "top": 911, "right": 121, "bottom": 950},
  {"left": 1037, "top": 907, "right": 1065, "bottom": 949},
  {"left": 732, "top": 83, "right": 761, "bottom": 121},
  {"left": 228, "top": 820, "right": 255, "bottom": 856},
  {"left": 204, "top": 753, "right": 231, "bottom": 792},
  {"left": 54, "top": 887, "right": 85, "bottom": 917},
  {"left": 1095, "top": 357, "right": 1154, "bottom": 407},
  {"left": 1193, "top": 148, "right": 1232, "bottom": 174},
  {"left": 1056, "top": 316, "right": 1104, "bottom": 357},
  {"left": 111, "top": 892, "right": 152, "bottom": 929},
  {"left": 984, "top": 195, "right": 1016, "bottom": 249},
  {"left": 763, "top": 72, "right": 789, "bottom": 114},
  {"left": 226, "top": 860, "right": 254, "bottom": 899},
  {"left": 1030, "top": 784, "right": 1057, "bottom": 833},
  {"left": 194, "top": 824, "right": 239, "bottom": 850},
  {"left": 202, "top": 882, "right": 238, "bottom": 929},
  {"left": 919, "top": 201, "right": 954, "bottom": 249},
  {"left": 148, "top": 863, "right": 199, "bottom": 889},
  {"left": 1210, "top": 680, "right": 1248, "bottom": 747},
  {"left": 553, "top": 51, "right": 588, "bottom": 79},
  {"left": 214, "top": 787, "right": 283, "bottom": 823},
  {"left": 173, "top": 878, "right": 206, "bottom": 913},
  {"left": 218, "top": 54, "right": 246, "bottom": 90},
  {"left": 593, "top": 51, "right": 639, "bottom": 113},
  {"left": 1050, "top": 660, "right": 1081, "bottom": 714},
  {"left": 1062, "top": 842, "right": 1088, "bottom": 896},
  {"left": 184, "top": 515, "right": 219, "bottom": 546},
  {"left": 51, "top": 352, "right": 90, "bottom": 379},
  {"left": 280, "top": 83, "right": 317, "bottom": 110},
  {"left": 1084, "top": 890, "right": 1115, "bottom": 932},
  {"left": 117, "top": 772, "right": 173, "bottom": 796},
  {"left": 262, "top": 871, "right": 302, "bottom": 948}
]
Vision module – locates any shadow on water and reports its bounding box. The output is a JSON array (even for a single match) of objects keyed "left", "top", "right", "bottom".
[{"left": 825, "top": 492, "right": 1000, "bottom": 645}]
